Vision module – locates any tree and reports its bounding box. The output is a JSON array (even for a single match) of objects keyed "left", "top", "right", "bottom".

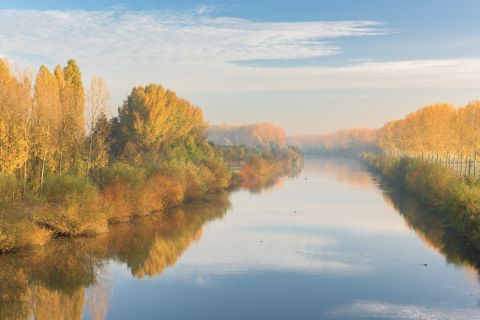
[
  {"left": 86, "top": 77, "right": 110, "bottom": 176},
  {"left": 0, "top": 60, "right": 31, "bottom": 175},
  {"left": 458, "top": 101, "right": 480, "bottom": 156},
  {"left": 60, "top": 59, "right": 85, "bottom": 173},
  {"left": 34, "top": 65, "right": 60, "bottom": 190},
  {"left": 89, "top": 113, "right": 111, "bottom": 180},
  {"left": 111, "top": 84, "right": 204, "bottom": 165}
]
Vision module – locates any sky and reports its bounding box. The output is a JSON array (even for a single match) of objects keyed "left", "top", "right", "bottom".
[{"left": 1, "top": 0, "right": 480, "bottom": 134}]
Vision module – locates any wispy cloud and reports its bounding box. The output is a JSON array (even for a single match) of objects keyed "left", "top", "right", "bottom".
[
  {"left": 0, "top": 8, "right": 382, "bottom": 64},
  {"left": 1, "top": 7, "right": 479, "bottom": 107},
  {"left": 329, "top": 300, "right": 479, "bottom": 320}
]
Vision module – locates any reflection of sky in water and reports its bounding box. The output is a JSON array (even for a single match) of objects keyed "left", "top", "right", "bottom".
[{"left": 103, "top": 157, "right": 480, "bottom": 320}]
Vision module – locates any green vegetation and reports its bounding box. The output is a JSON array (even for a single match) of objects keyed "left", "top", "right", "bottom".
[
  {"left": 364, "top": 154, "right": 480, "bottom": 248},
  {"left": 0, "top": 59, "right": 303, "bottom": 253}
]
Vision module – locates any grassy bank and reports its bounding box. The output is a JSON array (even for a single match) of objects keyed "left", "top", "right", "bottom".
[{"left": 362, "top": 153, "right": 480, "bottom": 248}]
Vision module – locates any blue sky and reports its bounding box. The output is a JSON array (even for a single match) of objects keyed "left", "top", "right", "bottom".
[{"left": 1, "top": 0, "right": 480, "bottom": 134}]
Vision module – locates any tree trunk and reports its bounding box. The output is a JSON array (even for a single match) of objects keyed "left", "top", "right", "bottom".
[
  {"left": 40, "top": 149, "right": 47, "bottom": 193},
  {"left": 87, "top": 133, "right": 94, "bottom": 178},
  {"left": 23, "top": 160, "right": 27, "bottom": 198}
]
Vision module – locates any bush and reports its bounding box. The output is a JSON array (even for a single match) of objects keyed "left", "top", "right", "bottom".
[
  {"left": 181, "top": 164, "right": 206, "bottom": 200},
  {"left": 102, "top": 182, "right": 134, "bottom": 223},
  {"left": 145, "top": 175, "right": 184, "bottom": 207},
  {"left": 34, "top": 200, "right": 108, "bottom": 236},
  {"left": 42, "top": 174, "right": 97, "bottom": 204},
  {"left": 0, "top": 218, "right": 52, "bottom": 253},
  {"left": 100, "top": 162, "right": 146, "bottom": 189},
  {"left": 202, "top": 158, "right": 232, "bottom": 192},
  {"left": 0, "top": 174, "right": 23, "bottom": 203}
]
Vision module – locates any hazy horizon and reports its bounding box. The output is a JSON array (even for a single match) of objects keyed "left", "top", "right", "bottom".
[{"left": 1, "top": 0, "right": 480, "bottom": 134}]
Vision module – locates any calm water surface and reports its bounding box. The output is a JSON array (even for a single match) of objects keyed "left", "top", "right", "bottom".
[{"left": 1, "top": 157, "right": 479, "bottom": 319}]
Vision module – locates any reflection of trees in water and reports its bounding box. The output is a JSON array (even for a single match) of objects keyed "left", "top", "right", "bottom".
[
  {"left": 309, "top": 157, "right": 480, "bottom": 277},
  {"left": 0, "top": 192, "right": 231, "bottom": 319},
  {"left": 305, "top": 157, "right": 374, "bottom": 189},
  {"left": 0, "top": 263, "right": 29, "bottom": 320},
  {"left": 111, "top": 192, "right": 231, "bottom": 278},
  {"left": 239, "top": 163, "right": 302, "bottom": 194},
  {"left": 380, "top": 180, "right": 480, "bottom": 276},
  {"left": 0, "top": 241, "right": 99, "bottom": 320}
]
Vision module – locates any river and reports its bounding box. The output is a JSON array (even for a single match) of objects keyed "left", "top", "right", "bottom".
[{"left": 1, "top": 157, "right": 479, "bottom": 319}]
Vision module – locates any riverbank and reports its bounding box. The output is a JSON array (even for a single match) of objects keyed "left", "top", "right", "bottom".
[
  {"left": 362, "top": 153, "right": 480, "bottom": 248},
  {"left": 0, "top": 148, "right": 303, "bottom": 254}
]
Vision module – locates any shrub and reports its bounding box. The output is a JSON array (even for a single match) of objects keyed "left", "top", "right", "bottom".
[
  {"left": 100, "top": 162, "right": 146, "bottom": 189},
  {"left": 146, "top": 175, "right": 184, "bottom": 207},
  {"left": 180, "top": 164, "right": 205, "bottom": 200},
  {"left": 202, "top": 158, "right": 232, "bottom": 192},
  {"left": 0, "top": 224, "right": 15, "bottom": 253},
  {"left": 0, "top": 174, "right": 23, "bottom": 203},
  {"left": 0, "top": 218, "right": 52, "bottom": 253},
  {"left": 42, "top": 174, "right": 97, "bottom": 204},
  {"left": 34, "top": 200, "right": 108, "bottom": 236},
  {"left": 102, "top": 182, "right": 134, "bottom": 223}
]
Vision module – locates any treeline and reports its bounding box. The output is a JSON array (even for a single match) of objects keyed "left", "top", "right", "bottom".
[
  {"left": 0, "top": 59, "right": 303, "bottom": 253},
  {"left": 378, "top": 102, "right": 480, "bottom": 156},
  {"left": 288, "top": 128, "right": 379, "bottom": 156},
  {"left": 290, "top": 101, "right": 480, "bottom": 158},
  {"left": 0, "top": 59, "right": 217, "bottom": 199},
  {"left": 206, "top": 123, "right": 286, "bottom": 149}
]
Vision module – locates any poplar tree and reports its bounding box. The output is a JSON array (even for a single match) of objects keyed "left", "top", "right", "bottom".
[
  {"left": 34, "top": 65, "right": 60, "bottom": 189},
  {"left": 56, "top": 59, "right": 85, "bottom": 173},
  {"left": 0, "top": 60, "right": 31, "bottom": 175}
]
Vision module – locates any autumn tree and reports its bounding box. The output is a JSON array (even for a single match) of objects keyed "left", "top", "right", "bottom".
[
  {"left": 34, "top": 65, "right": 60, "bottom": 190},
  {"left": 58, "top": 59, "right": 85, "bottom": 173},
  {"left": 111, "top": 84, "right": 205, "bottom": 165},
  {"left": 457, "top": 101, "right": 480, "bottom": 156},
  {"left": 89, "top": 113, "right": 111, "bottom": 179},
  {"left": 86, "top": 77, "right": 110, "bottom": 176},
  {"left": 0, "top": 60, "right": 31, "bottom": 175}
]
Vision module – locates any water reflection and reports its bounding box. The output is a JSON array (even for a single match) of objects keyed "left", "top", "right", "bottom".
[
  {"left": 304, "top": 156, "right": 374, "bottom": 190},
  {"left": 1, "top": 158, "right": 479, "bottom": 320},
  {"left": 238, "top": 163, "right": 302, "bottom": 194},
  {"left": 0, "top": 192, "right": 231, "bottom": 320},
  {"left": 379, "top": 181, "right": 480, "bottom": 275}
]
